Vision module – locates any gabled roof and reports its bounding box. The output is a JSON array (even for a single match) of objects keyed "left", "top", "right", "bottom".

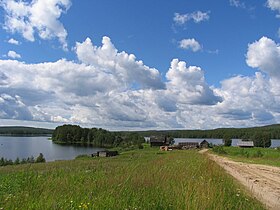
[
  {"left": 237, "top": 140, "right": 254, "bottom": 147},
  {"left": 150, "top": 136, "right": 166, "bottom": 143},
  {"left": 200, "top": 140, "right": 209, "bottom": 144}
]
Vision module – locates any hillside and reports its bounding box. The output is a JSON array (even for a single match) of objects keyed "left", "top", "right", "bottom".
[
  {"left": 0, "top": 126, "right": 53, "bottom": 136},
  {"left": 2, "top": 123, "right": 280, "bottom": 138},
  {"left": 0, "top": 148, "right": 264, "bottom": 209},
  {"left": 131, "top": 124, "right": 280, "bottom": 139}
]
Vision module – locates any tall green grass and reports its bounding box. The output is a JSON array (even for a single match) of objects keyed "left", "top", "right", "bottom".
[
  {"left": 212, "top": 146, "right": 280, "bottom": 167},
  {"left": 0, "top": 148, "right": 264, "bottom": 209}
]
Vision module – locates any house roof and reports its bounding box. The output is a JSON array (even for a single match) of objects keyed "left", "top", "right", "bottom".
[
  {"left": 237, "top": 141, "right": 254, "bottom": 147},
  {"left": 200, "top": 140, "right": 209, "bottom": 144},
  {"left": 150, "top": 136, "right": 166, "bottom": 143}
]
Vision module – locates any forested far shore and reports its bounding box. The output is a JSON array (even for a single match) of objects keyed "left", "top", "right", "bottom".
[
  {"left": 126, "top": 124, "right": 280, "bottom": 139},
  {"left": 0, "top": 126, "right": 53, "bottom": 136},
  {"left": 52, "top": 124, "right": 144, "bottom": 148},
  {"left": 2, "top": 124, "right": 280, "bottom": 139}
]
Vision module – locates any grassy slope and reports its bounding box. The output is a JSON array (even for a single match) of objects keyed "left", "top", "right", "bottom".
[
  {"left": 213, "top": 147, "right": 280, "bottom": 167},
  {"left": 0, "top": 148, "right": 264, "bottom": 210}
]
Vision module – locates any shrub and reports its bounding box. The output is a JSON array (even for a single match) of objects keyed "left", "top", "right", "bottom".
[
  {"left": 223, "top": 135, "right": 232, "bottom": 146},
  {"left": 36, "top": 153, "right": 46, "bottom": 163}
]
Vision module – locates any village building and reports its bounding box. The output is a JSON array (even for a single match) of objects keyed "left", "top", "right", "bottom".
[
  {"left": 200, "top": 140, "right": 209, "bottom": 148},
  {"left": 150, "top": 135, "right": 173, "bottom": 147},
  {"left": 237, "top": 140, "right": 254, "bottom": 148},
  {"left": 96, "top": 150, "right": 119, "bottom": 157},
  {"left": 178, "top": 142, "right": 199, "bottom": 149},
  {"left": 178, "top": 140, "right": 209, "bottom": 149}
]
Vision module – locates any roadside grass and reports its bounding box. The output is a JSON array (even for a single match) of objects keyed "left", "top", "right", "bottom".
[
  {"left": 212, "top": 146, "right": 280, "bottom": 167},
  {"left": 0, "top": 148, "right": 264, "bottom": 210}
]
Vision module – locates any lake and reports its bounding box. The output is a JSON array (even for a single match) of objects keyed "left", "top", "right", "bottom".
[
  {"left": 0, "top": 136, "right": 102, "bottom": 161},
  {"left": 174, "top": 138, "right": 280, "bottom": 148}
]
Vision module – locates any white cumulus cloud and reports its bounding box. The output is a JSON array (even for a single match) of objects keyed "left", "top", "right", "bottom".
[
  {"left": 75, "top": 36, "right": 165, "bottom": 90},
  {"left": 229, "top": 0, "right": 246, "bottom": 8},
  {"left": 179, "top": 38, "right": 202, "bottom": 52},
  {"left": 7, "top": 50, "right": 21, "bottom": 59},
  {"left": 7, "top": 38, "right": 20, "bottom": 45},
  {"left": 174, "top": 11, "right": 210, "bottom": 25},
  {"left": 166, "top": 59, "right": 222, "bottom": 105},
  {"left": 246, "top": 36, "right": 280, "bottom": 78},
  {"left": 267, "top": 0, "right": 280, "bottom": 14},
  {"left": 1, "top": 0, "right": 71, "bottom": 50}
]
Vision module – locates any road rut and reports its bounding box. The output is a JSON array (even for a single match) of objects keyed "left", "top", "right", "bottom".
[{"left": 201, "top": 150, "right": 280, "bottom": 210}]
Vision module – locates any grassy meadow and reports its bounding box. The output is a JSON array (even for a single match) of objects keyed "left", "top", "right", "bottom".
[
  {"left": 212, "top": 146, "right": 280, "bottom": 167},
  {"left": 0, "top": 147, "right": 264, "bottom": 210}
]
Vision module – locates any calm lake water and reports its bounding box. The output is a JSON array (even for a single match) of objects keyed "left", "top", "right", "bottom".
[
  {"left": 0, "top": 136, "right": 102, "bottom": 161},
  {"left": 174, "top": 138, "right": 280, "bottom": 148}
]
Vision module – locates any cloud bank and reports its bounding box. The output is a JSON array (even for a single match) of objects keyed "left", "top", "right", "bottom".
[
  {"left": 0, "top": 36, "right": 226, "bottom": 129},
  {"left": 0, "top": 35, "right": 279, "bottom": 129}
]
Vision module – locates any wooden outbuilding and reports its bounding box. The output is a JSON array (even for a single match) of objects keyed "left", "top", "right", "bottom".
[
  {"left": 97, "top": 150, "right": 118, "bottom": 157},
  {"left": 150, "top": 135, "right": 173, "bottom": 147},
  {"left": 237, "top": 140, "right": 254, "bottom": 148},
  {"left": 200, "top": 140, "right": 209, "bottom": 148}
]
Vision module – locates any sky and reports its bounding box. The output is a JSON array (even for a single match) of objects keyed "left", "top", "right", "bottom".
[{"left": 0, "top": 0, "right": 280, "bottom": 130}]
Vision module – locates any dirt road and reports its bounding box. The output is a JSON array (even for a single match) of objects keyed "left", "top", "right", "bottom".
[{"left": 200, "top": 150, "right": 280, "bottom": 210}]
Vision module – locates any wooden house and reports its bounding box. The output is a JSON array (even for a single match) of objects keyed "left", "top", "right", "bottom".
[
  {"left": 150, "top": 136, "right": 173, "bottom": 147},
  {"left": 97, "top": 150, "right": 119, "bottom": 157},
  {"left": 237, "top": 140, "right": 254, "bottom": 148},
  {"left": 200, "top": 140, "right": 209, "bottom": 148}
]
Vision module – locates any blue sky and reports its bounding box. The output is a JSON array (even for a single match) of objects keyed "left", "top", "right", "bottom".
[{"left": 0, "top": 0, "right": 280, "bottom": 130}]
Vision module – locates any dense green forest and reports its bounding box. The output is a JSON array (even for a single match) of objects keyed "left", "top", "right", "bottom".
[
  {"left": 0, "top": 126, "right": 53, "bottom": 136},
  {"left": 2, "top": 124, "right": 280, "bottom": 140},
  {"left": 52, "top": 124, "right": 145, "bottom": 148},
  {"left": 130, "top": 124, "right": 280, "bottom": 139}
]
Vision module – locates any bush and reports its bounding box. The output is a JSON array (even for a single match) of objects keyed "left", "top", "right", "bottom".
[
  {"left": 223, "top": 135, "right": 232, "bottom": 147},
  {"left": 36, "top": 153, "right": 46, "bottom": 163},
  {"left": 138, "top": 144, "right": 144, "bottom": 149},
  {"left": 252, "top": 132, "right": 271, "bottom": 148}
]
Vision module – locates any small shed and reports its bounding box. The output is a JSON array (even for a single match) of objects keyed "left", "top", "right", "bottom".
[
  {"left": 237, "top": 141, "right": 254, "bottom": 148},
  {"left": 200, "top": 140, "right": 209, "bottom": 148},
  {"left": 97, "top": 150, "right": 119, "bottom": 157}
]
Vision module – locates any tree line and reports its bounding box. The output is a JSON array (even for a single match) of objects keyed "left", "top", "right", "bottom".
[
  {"left": 223, "top": 132, "right": 271, "bottom": 147},
  {"left": 0, "top": 153, "right": 46, "bottom": 167},
  {"left": 133, "top": 124, "right": 280, "bottom": 140},
  {"left": 52, "top": 124, "right": 145, "bottom": 148},
  {"left": 0, "top": 126, "right": 53, "bottom": 136}
]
